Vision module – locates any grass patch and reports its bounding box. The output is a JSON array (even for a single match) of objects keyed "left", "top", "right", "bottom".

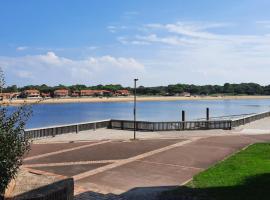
[{"left": 160, "top": 143, "right": 270, "bottom": 200}]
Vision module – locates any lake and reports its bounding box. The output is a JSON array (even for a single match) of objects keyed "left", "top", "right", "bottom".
[{"left": 25, "top": 99, "right": 270, "bottom": 128}]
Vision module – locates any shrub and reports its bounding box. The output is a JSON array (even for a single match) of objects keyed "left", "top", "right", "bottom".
[
  {"left": 0, "top": 105, "right": 32, "bottom": 196},
  {"left": 0, "top": 68, "right": 32, "bottom": 197}
]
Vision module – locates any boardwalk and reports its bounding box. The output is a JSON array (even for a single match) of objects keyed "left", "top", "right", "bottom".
[{"left": 23, "top": 118, "right": 270, "bottom": 199}]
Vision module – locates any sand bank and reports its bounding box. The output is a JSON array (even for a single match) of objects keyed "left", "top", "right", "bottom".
[{"left": 2, "top": 95, "right": 270, "bottom": 105}]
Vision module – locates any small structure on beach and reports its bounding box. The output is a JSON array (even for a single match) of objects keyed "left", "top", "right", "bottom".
[
  {"left": 0, "top": 92, "right": 20, "bottom": 100},
  {"left": 54, "top": 89, "right": 69, "bottom": 97},
  {"left": 80, "top": 89, "right": 112, "bottom": 97},
  {"left": 80, "top": 89, "right": 96, "bottom": 96},
  {"left": 179, "top": 92, "right": 191, "bottom": 97},
  {"left": 41, "top": 92, "right": 51, "bottom": 98},
  {"left": 101, "top": 90, "right": 113, "bottom": 96},
  {"left": 22, "top": 89, "right": 40, "bottom": 98},
  {"left": 71, "top": 90, "right": 80, "bottom": 97},
  {"left": 115, "top": 89, "right": 130, "bottom": 96}
]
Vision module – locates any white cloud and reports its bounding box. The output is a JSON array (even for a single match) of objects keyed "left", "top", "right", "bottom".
[
  {"left": 15, "top": 70, "right": 33, "bottom": 79},
  {"left": 113, "top": 21, "right": 270, "bottom": 85},
  {"left": 86, "top": 46, "right": 99, "bottom": 50},
  {"left": 143, "top": 22, "right": 270, "bottom": 44},
  {"left": 256, "top": 20, "right": 270, "bottom": 28},
  {"left": 0, "top": 52, "right": 144, "bottom": 86},
  {"left": 123, "top": 11, "right": 139, "bottom": 19},
  {"left": 107, "top": 25, "right": 128, "bottom": 33},
  {"left": 136, "top": 34, "right": 196, "bottom": 46},
  {"left": 16, "top": 46, "right": 29, "bottom": 51},
  {"left": 107, "top": 25, "right": 117, "bottom": 33}
]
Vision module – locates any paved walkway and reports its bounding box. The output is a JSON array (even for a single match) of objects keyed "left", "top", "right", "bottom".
[{"left": 22, "top": 117, "right": 270, "bottom": 200}]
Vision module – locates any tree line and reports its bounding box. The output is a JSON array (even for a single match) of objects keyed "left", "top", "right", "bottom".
[{"left": 3, "top": 82, "right": 270, "bottom": 96}]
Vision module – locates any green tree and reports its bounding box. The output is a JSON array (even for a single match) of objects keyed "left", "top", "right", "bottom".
[
  {"left": 5, "top": 85, "right": 18, "bottom": 93},
  {"left": 0, "top": 69, "right": 32, "bottom": 197},
  {"left": 223, "top": 83, "right": 234, "bottom": 94}
]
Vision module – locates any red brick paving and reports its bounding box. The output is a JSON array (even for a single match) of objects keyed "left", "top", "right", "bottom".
[
  {"left": 24, "top": 139, "right": 184, "bottom": 165},
  {"left": 25, "top": 141, "right": 96, "bottom": 158},
  {"left": 22, "top": 134, "right": 270, "bottom": 198},
  {"left": 190, "top": 135, "right": 259, "bottom": 149},
  {"left": 32, "top": 163, "right": 109, "bottom": 177},
  {"left": 244, "top": 134, "right": 270, "bottom": 141},
  {"left": 77, "top": 160, "right": 201, "bottom": 193},
  {"left": 139, "top": 144, "right": 235, "bottom": 169}
]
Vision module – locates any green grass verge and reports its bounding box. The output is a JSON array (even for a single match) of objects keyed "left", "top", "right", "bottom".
[{"left": 160, "top": 143, "right": 270, "bottom": 200}]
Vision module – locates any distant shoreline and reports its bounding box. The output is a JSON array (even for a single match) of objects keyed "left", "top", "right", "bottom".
[{"left": 2, "top": 95, "right": 270, "bottom": 105}]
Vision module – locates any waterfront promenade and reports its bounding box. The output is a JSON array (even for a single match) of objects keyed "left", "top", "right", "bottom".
[{"left": 22, "top": 118, "right": 270, "bottom": 200}]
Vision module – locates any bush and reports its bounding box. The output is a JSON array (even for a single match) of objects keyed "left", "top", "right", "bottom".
[{"left": 0, "top": 105, "right": 32, "bottom": 196}]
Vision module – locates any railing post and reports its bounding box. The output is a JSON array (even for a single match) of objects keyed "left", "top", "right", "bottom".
[
  {"left": 206, "top": 107, "right": 209, "bottom": 121},
  {"left": 108, "top": 120, "right": 112, "bottom": 129},
  {"left": 206, "top": 108, "right": 210, "bottom": 129},
  {"left": 76, "top": 125, "right": 79, "bottom": 133},
  {"left": 182, "top": 122, "right": 186, "bottom": 130},
  {"left": 94, "top": 122, "right": 96, "bottom": 131},
  {"left": 121, "top": 121, "right": 124, "bottom": 130},
  {"left": 52, "top": 128, "right": 56, "bottom": 137}
]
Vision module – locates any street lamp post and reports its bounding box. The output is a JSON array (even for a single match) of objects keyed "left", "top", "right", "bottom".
[{"left": 134, "top": 78, "right": 138, "bottom": 140}]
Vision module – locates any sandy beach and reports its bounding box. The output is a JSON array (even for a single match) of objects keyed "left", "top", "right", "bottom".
[{"left": 2, "top": 95, "right": 270, "bottom": 105}]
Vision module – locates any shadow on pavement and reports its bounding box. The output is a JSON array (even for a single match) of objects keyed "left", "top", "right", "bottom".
[
  {"left": 74, "top": 186, "right": 177, "bottom": 200},
  {"left": 74, "top": 173, "right": 270, "bottom": 200},
  {"left": 159, "top": 173, "right": 270, "bottom": 200},
  {"left": 5, "top": 178, "right": 74, "bottom": 200}
]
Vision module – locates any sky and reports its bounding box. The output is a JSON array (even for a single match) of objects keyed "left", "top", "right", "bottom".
[{"left": 1, "top": 0, "right": 270, "bottom": 87}]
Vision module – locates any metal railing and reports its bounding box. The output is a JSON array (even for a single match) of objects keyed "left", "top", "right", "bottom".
[
  {"left": 110, "top": 119, "right": 232, "bottom": 131},
  {"left": 231, "top": 111, "right": 270, "bottom": 127},
  {"left": 197, "top": 113, "right": 256, "bottom": 120},
  {"left": 24, "top": 119, "right": 111, "bottom": 139},
  {"left": 23, "top": 110, "right": 270, "bottom": 138}
]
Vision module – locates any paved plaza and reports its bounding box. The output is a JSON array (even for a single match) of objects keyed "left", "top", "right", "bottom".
[{"left": 22, "top": 118, "right": 270, "bottom": 199}]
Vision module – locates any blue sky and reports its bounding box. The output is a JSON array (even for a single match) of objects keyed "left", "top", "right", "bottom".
[{"left": 1, "top": 0, "right": 270, "bottom": 86}]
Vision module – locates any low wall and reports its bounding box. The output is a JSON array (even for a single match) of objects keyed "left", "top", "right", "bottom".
[{"left": 24, "top": 119, "right": 111, "bottom": 139}]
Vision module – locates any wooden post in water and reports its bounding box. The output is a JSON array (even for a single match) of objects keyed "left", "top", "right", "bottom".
[
  {"left": 181, "top": 110, "right": 185, "bottom": 130},
  {"left": 182, "top": 110, "right": 185, "bottom": 121},
  {"left": 206, "top": 107, "right": 210, "bottom": 129},
  {"left": 133, "top": 78, "right": 138, "bottom": 140}
]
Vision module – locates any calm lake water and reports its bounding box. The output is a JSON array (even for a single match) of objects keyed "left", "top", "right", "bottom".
[{"left": 25, "top": 99, "right": 270, "bottom": 128}]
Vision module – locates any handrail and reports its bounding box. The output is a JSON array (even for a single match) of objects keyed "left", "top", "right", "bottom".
[
  {"left": 24, "top": 119, "right": 111, "bottom": 139},
  {"left": 23, "top": 110, "right": 270, "bottom": 138},
  {"left": 197, "top": 113, "right": 256, "bottom": 120},
  {"left": 25, "top": 119, "right": 111, "bottom": 131}
]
